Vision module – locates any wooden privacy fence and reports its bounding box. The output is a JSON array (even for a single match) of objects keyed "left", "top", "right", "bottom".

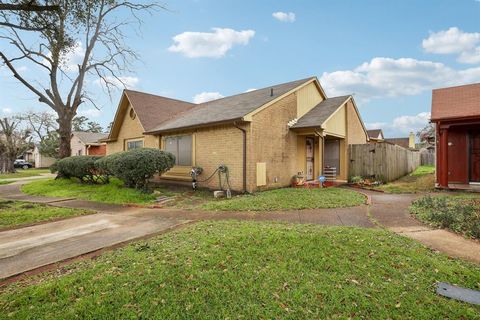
[
  {"left": 349, "top": 143, "right": 421, "bottom": 182},
  {"left": 420, "top": 150, "right": 435, "bottom": 166}
]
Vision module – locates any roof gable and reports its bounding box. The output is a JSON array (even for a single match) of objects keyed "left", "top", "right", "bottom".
[
  {"left": 367, "top": 129, "right": 384, "bottom": 140},
  {"left": 292, "top": 95, "right": 351, "bottom": 129},
  {"left": 106, "top": 90, "right": 196, "bottom": 141},
  {"left": 431, "top": 83, "right": 480, "bottom": 121}
]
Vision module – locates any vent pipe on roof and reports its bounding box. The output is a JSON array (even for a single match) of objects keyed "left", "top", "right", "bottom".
[{"left": 270, "top": 88, "right": 273, "bottom": 96}]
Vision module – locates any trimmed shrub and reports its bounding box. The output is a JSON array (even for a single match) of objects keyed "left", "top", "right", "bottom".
[
  {"left": 52, "top": 156, "right": 107, "bottom": 184},
  {"left": 107, "top": 148, "right": 175, "bottom": 190},
  {"left": 95, "top": 152, "right": 122, "bottom": 178}
]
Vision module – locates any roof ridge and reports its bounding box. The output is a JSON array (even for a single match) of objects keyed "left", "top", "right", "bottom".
[
  {"left": 197, "top": 76, "right": 317, "bottom": 106},
  {"left": 124, "top": 89, "right": 195, "bottom": 105},
  {"left": 432, "top": 82, "right": 480, "bottom": 92}
]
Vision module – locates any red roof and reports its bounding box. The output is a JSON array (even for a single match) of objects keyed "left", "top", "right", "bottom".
[{"left": 431, "top": 83, "right": 480, "bottom": 121}]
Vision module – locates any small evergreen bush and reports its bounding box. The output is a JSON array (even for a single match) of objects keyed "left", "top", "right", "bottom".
[
  {"left": 52, "top": 156, "right": 107, "bottom": 184},
  {"left": 106, "top": 148, "right": 175, "bottom": 190}
]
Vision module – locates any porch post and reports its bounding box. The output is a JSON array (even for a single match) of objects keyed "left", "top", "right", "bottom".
[{"left": 438, "top": 127, "right": 449, "bottom": 188}]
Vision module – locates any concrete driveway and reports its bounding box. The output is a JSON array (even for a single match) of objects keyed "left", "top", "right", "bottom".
[{"left": 0, "top": 209, "right": 188, "bottom": 279}]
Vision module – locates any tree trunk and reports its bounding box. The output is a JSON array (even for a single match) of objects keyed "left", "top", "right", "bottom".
[
  {"left": 57, "top": 111, "right": 74, "bottom": 159},
  {"left": 0, "top": 154, "right": 15, "bottom": 173}
]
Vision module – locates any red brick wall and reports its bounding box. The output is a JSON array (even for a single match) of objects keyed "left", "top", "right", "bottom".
[{"left": 87, "top": 145, "right": 106, "bottom": 156}]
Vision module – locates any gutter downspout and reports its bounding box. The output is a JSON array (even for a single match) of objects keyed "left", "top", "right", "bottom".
[{"left": 233, "top": 121, "right": 247, "bottom": 193}]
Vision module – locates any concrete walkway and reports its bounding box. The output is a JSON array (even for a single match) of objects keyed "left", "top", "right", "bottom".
[
  {"left": 0, "top": 172, "right": 56, "bottom": 183},
  {"left": 363, "top": 190, "right": 480, "bottom": 264},
  {"left": 0, "top": 183, "right": 190, "bottom": 279}
]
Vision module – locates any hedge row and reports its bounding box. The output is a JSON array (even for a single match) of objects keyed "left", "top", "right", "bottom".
[{"left": 51, "top": 148, "right": 176, "bottom": 190}]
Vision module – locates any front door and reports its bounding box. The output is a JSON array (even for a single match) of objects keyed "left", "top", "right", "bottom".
[
  {"left": 306, "top": 137, "right": 314, "bottom": 180},
  {"left": 470, "top": 131, "right": 480, "bottom": 183}
]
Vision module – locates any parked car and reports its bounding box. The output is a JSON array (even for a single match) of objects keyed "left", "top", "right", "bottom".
[{"left": 14, "top": 159, "right": 33, "bottom": 169}]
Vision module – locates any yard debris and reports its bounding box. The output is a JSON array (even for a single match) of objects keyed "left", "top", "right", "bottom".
[
  {"left": 436, "top": 282, "right": 480, "bottom": 305},
  {"left": 213, "top": 190, "right": 225, "bottom": 198}
]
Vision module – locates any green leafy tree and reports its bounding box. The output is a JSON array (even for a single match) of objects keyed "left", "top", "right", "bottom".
[
  {"left": 39, "top": 131, "right": 60, "bottom": 158},
  {"left": 86, "top": 121, "right": 103, "bottom": 133}
]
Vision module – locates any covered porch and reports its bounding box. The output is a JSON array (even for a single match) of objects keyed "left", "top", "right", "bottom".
[
  {"left": 293, "top": 130, "right": 348, "bottom": 183},
  {"left": 436, "top": 120, "right": 480, "bottom": 189}
]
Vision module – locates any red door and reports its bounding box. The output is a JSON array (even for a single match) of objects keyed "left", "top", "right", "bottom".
[
  {"left": 448, "top": 129, "right": 468, "bottom": 183},
  {"left": 470, "top": 132, "right": 480, "bottom": 182}
]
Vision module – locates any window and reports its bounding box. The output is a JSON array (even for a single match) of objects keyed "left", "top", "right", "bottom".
[
  {"left": 129, "top": 108, "right": 136, "bottom": 120},
  {"left": 127, "top": 140, "right": 143, "bottom": 150},
  {"left": 165, "top": 135, "right": 192, "bottom": 166}
]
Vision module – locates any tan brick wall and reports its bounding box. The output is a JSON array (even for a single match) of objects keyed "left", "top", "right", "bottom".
[
  {"left": 106, "top": 103, "right": 159, "bottom": 154},
  {"left": 193, "top": 125, "right": 245, "bottom": 191},
  {"left": 248, "top": 93, "right": 298, "bottom": 192},
  {"left": 70, "top": 134, "right": 86, "bottom": 156}
]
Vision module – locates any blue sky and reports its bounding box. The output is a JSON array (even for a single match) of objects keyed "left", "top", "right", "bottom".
[{"left": 1, "top": 0, "right": 480, "bottom": 138}]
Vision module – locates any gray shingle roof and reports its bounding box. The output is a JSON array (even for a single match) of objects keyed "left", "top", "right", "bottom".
[
  {"left": 146, "top": 77, "right": 316, "bottom": 133},
  {"left": 367, "top": 129, "right": 383, "bottom": 139},
  {"left": 291, "top": 95, "right": 351, "bottom": 129},
  {"left": 72, "top": 131, "right": 108, "bottom": 145}
]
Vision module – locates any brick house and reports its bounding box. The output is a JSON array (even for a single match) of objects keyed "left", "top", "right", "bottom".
[
  {"left": 71, "top": 131, "right": 108, "bottom": 156},
  {"left": 431, "top": 83, "right": 480, "bottom": 189},
  {"left": 104, "top": 77, "right": 370, "bottom": 192}
]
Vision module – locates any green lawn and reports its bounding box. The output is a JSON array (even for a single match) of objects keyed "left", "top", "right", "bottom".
[
  {"left": 200, "top": 187, "right": 366, "bottom": 211},
  {"left": 0, "top": 168, "right": 50, "bottom": 180},
  {"left": 0, "top": 181, "right": 12, "bottom": 185},
  {"left": 410, "top": 165, "right": 435, "bottom": 176},
  {"left": 377, "top": 165, "right": 436, "bottom": 194},
  {"left": 410, "top": 193, "right": 480, "bottom": 239},
  {"left": 0, "top": 199, "right": 93, "bottom": 229},
  {"left": 21, "top": 179, "right": 365, "bottom": 210},
  {"left": 22, "top": 178, "right": 157, "bottom": 205},
  {"left": 0, "top": 221, "right": 478, "bottom": 319}
]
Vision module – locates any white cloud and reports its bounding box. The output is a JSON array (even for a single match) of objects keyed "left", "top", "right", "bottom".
[
  {"left": 272, "top": 12, "right": 296, "bottom": 23},
  {"left": 193, "top": 92, "right": 224, "bottom": 103},
  {"left": 245, "top": 88, "right": 257, "bottom": 92},
  {"left": 365, "top": 122, "right": 387, "bottom": 130},
  {"left": 94, "top": 76, "right": 139, "bottom": 89},
  {"left": 78, "top": 108, "right": 102, "bottom": 118},
  {"left": 422, "top": 27, "right": 480, "bottom": 64},
  {"left": 168, "top": 28, "right": 255, "bottom": 58},
  {"left": 390, "top": 112, "right": 431, "bottom": 134},
  {"left": 368, "top": 113, "right": 431, "bottom": 137},
  {"left": 63, "top": 42, "right": 85, "bottom": 71},
  {"left": 1, "top": 107, "right": 12, "bottom": 114},
  {"left": 320, "top": 57, "right": 480, "bottom": 102}
]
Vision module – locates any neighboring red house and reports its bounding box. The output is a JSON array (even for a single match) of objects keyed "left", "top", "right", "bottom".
[
  {"left": 71, "top": 131, "right": 108, "bottom": 156},
  {"left": 431, "top": 83, "right": 480, "bottom": 188}
]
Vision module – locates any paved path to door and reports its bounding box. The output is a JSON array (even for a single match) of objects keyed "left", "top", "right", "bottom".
[{"left": 361, "top": 189, "right": 480, "bottom": 264}]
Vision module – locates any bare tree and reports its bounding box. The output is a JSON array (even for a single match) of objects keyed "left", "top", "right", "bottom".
[
  {"left": 21, "top": 110, "right": 57, "bottom": 142},
  {"left": 0, "top": 117, "right": 32, "bottom": 173},
  {"left": 0, "top": 0, "right": 160, "bottom": 158}
]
